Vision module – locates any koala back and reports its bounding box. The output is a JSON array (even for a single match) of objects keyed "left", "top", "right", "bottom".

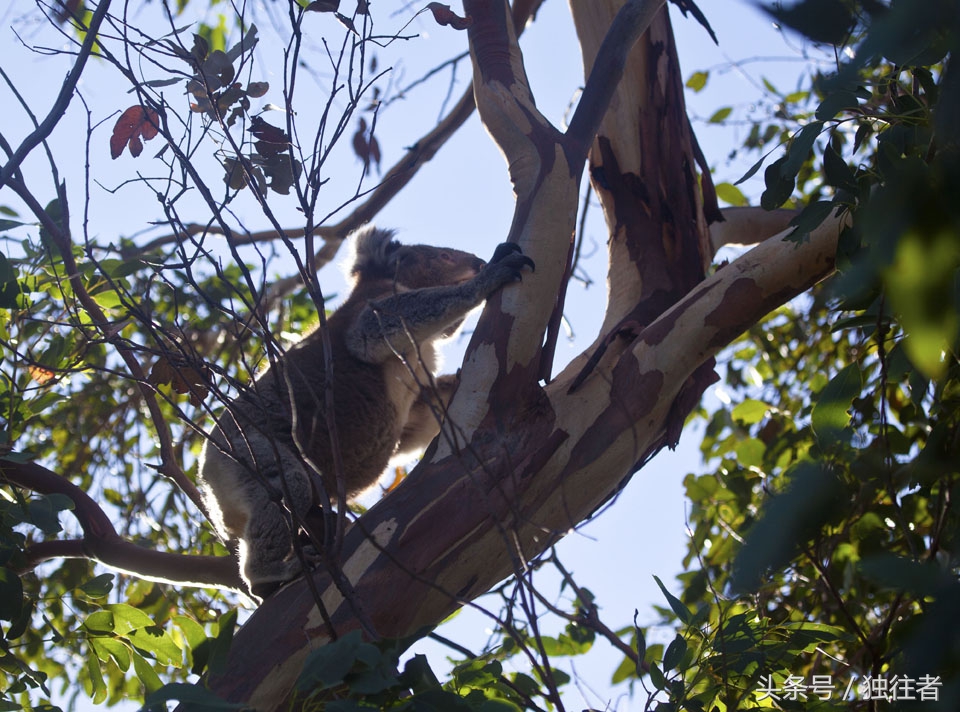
[{"left": 227, "top": 227, "right": 486, "bottom": 503}]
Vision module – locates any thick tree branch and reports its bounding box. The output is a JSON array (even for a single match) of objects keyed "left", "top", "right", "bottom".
[
  {"left": 1, "top": 458, "right": 245, "bottom": 591},
  {"left": 710, "top": 206, "right": 800, "bottom": 250},
  {"left": 198, "top": 3, "right": 705, "bottom": 706}
]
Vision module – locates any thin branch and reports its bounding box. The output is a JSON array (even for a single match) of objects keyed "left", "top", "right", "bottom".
[
  {"left": 1, "top": 458, "right": 245, "bottom": 592},
  {"left": 566, "top": 0, "right": 668, "bottom": 156},
  {"left": 114, "top": 0, "right": 547, "bottom": 265},
  {"left": 0, "top": 0, "right": 112, "bottom": 190}
]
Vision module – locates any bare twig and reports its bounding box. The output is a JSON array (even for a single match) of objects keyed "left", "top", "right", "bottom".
[{"left": 0, "top": 0, "right": 113, "bottom": 190}]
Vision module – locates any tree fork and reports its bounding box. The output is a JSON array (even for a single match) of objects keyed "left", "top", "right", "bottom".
[{"left": 197, "top": 2, "right": 843, "bottom": 708}]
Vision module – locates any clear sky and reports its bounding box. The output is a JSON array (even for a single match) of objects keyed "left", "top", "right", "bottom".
[{"left": 0, "top": 1, "right": 825, "bottom": 709}]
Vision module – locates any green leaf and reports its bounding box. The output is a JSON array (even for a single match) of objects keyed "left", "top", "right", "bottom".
[
  {"left": 781, "top": 121, "right": 824, "bottom": 180},
  {"left": 0, "top": 219, "right": 28, "bottom": 232},
  {"left": 127, "top": 626, "right": 182, "bottom": 667},
  {"left": 539, "top": 632, "right": 592, "bottom": 656},
  {"left": 79, "top": 573, "right": 114, "bottom": 599},
  {"left": 760, "top": 156, "right": 795, "bottom": 210},
  {"left": 635, "top": 625, "right": 646, "bottom": 675},
  {"left": 811, "top": 363, "right": 862, "bottom": 442},
  {"left": 39, "top": 197, "right": 66, "bottom": 255},
  {"left": 401, "top": 654, "right": 441, "bottom": 693},
  {"left": 715, "top": 182, "right": 748, "bottom": 207},
  {"left": 612, "top": 654, "right": 637, "bottom": 684},
  {"left": 734, "top": 152, "right": 770, "bottom": 186},
  {"left": 90, "top": 637, "right": 132, "bottom": 672},
  {"left": 206, "top": 608, "right": 238, "bottom": 677},
  {"left": 861, "top": 555, "right": 957, "bottom": 597},
  {"left": 104, "top": 603, "right": 155, "bottom": 635},
  {"left": 653, "top": 575, "right": 692, "bottom": 624},
  {"left": 0, "top": 567, "right": 24, "bottom": 622},
  {"left": 823, "top": 143, "right": 856, "bottom": 190},
  {"left": 0, "top": 254, "right": 19, "bottom": 308},
  {"left": 28, "top": 493, "right": 74, "bottom": 535},
  {"left": 5, "top": 592, "right": 32, "bottom": 640},
  {"left": 84, "top": 610, "right": 116, "bottom": 634},
  {"left": 786, "top": 200, "right": 836, "bottom": 245},
  {"left": 732, "top": 399, "right": 768, "bottom": 425},
  {"left": 296, "top": 629, "right": 364, "bottom": 691},
  {"left": 885, "top": 229, "right": 960, "bottom": 379},
  {"left": 131, "top": 649, "right": 164, "bottom": 693},
  {"left": 648, "top": 662, "right": 667, "bottom": 690},
  {"left": 708, "top": 107, "right": 732, "bottom": 124},
  {"left": 734, "top": 438, "right": 764, "bottom": 469},
  {"left": 770, "top": 0, "right": 854, "bottom": 45},
  {"left": 816, "top": 90, "right": 860, "bottom": 121},
  {"left": 662, "top": 635, "right": 687, "bottom": 671},
  {"left": 82, "top": 649, "right": 107, "bottom": 704},
  {"left": 685, "top": 71, "right": 708, "bottom": 92}
]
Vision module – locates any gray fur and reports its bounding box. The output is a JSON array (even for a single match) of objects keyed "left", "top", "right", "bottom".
[{"left": 196, "top": 227, "right": 533, "bottom": 597}]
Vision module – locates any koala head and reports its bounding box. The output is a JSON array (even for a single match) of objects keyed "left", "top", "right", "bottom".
[{"left": 348, "top": 225, "right": 485, "bottom": 290}]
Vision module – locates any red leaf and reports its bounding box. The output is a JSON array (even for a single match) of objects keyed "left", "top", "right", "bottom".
[
  {"left": 426, "top": 3, "right": 472, "bottom": 30},
  {"left": 110, "top": 106, "right": 160, "bottom": 159}
]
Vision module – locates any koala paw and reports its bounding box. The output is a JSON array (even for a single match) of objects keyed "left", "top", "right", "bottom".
[
  {"left": 490, "top": 242, "right": 535, "bottom": 273},
  {"left": 478, "top": 243, "right": 535, "bottom": 294}
]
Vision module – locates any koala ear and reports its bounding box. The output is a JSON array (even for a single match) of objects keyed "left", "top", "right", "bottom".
[{"left": 349, "top": 226, "right": 400, "bottom": 279}]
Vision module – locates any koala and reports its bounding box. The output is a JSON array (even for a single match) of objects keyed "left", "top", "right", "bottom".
[{"left": 197, "top": 227, "right": 534, "bottom": 598}]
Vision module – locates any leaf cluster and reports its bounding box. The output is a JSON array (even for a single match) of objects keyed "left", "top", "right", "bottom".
[{"left": 626, "top": 2, "right": 960, "bottom": 709}]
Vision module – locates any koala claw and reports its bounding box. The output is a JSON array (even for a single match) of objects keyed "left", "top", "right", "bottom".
[
  {"left": 490, "top": 242, "right": 521, "bottom": 262},
  {"left": 488, "top": 243, "right": 535, "bottom": 283}
]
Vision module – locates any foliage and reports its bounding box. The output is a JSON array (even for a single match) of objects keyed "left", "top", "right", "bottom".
[
  {"left": 616, "top": 1, "right": 960, "bottom": 710},
  {"left": 0, "top": 0, "right": 393, "bottom": 707}
]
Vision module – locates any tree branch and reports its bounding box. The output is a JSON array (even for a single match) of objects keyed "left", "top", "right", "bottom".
[
  {"left": 710, "top": 206, "right": 800, "bottom": 250},
  {"left": 566, "top": 0, "right": 668, "bottom": 154},
  {"left": 118, "top": 0, "right": 548, "bottom": 265},
  {"left": 1, "top": 458, "right": 245, "bottom": 592},
  {"left": 196, "top": 5, "right": 848, "bottom": 705}
]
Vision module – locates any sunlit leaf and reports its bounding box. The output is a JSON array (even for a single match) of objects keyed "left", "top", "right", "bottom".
[{"left": 686, "top": 71, "right": 709, "bottom": 92}]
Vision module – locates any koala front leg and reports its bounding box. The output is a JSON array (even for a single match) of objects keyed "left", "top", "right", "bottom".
[{"left": 346, "top": 244, "right": 534, "bottom": 364}]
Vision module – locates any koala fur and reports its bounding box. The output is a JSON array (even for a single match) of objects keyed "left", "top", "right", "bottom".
[{"left": 197, "top": 227, "right": 533, "bottom": 598}]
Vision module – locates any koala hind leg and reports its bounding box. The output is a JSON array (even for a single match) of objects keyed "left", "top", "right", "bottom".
[{"left": 238, "top": 443, "right": 318, "bottom": 598}]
